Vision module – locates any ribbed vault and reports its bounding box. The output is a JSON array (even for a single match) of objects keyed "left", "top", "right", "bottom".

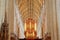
[{"left": 16, "top": 0, "right": 44, "bottom": 22}]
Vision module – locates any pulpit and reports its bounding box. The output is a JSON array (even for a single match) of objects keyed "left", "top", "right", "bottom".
[{"left": 1, "top": 12, "right": 9, "bottom": 40}]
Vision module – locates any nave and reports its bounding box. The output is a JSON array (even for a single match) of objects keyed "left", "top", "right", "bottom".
[{"left": 0, "top": 0, "right": 59, "bottom": 40}]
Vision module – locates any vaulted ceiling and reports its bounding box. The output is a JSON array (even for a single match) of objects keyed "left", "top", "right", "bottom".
[{"left": 16, "top": 0, "right": 44, "bottom": 22}]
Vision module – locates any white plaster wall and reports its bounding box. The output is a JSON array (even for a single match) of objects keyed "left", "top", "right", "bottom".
[
  {"left": 14, "top": 2, "right": 25, "bottom": 38},
  {"left": 56, "top": 0, "right": 60, "bottom": 40}
]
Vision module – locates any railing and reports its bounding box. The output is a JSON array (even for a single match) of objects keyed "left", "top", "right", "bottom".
[
  {"left": 43, "top": 33, "right": 51, "bottom": 40},
  {"left": 10, "top": 33, "right": 19, "bottom": 40}
]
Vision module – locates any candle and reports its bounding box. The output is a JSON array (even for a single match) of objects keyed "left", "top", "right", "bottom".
[
  {"left": 25, "top": 22, "right": 26, "bottom": 31},
  {"left": 35, "top": 22, "right": 36, "bottom": 31},
  {"left": 30, "top": 22, "right": 31, "bottom": 30}
]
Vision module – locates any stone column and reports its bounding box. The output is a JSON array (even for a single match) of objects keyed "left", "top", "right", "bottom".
[
  {"left": 45, "top": 0, "right": 58, "bottom": 40},
  {"left": 7, "top": 0, "right": 14, "bottom": 40},
  {"left": 56, "top": 0, "right": 60, "bottom": 40}
]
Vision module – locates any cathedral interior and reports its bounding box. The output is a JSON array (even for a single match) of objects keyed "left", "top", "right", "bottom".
[{"left": 0, "top": 0, "right": 60, "bottom": 40}]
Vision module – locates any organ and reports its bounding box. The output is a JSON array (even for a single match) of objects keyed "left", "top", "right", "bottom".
[{"left": 24, "top": 18, "right": 37, "bottom": 39}]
